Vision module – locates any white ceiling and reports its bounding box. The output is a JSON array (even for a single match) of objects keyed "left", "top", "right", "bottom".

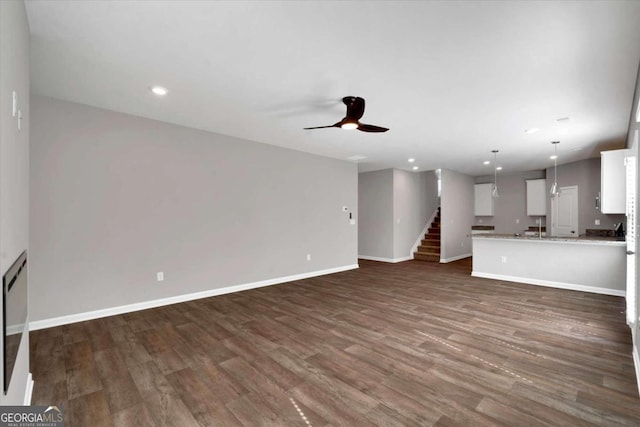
[{"left": 25, "top": 0, "right": 640, "bottom": 176}]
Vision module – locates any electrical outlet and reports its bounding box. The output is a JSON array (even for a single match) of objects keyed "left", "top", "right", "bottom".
[
  {"left": 156, "top": 272, "right": 164, "bottom": 282},
  {"left": 595, "top": 219, "right": 600, "bottom": 225},
  {"left": 515, "top": 219, "right": 520, "bottom": 224},
  {"left": 306, "top": 254, "right": 311, "bottom": 261},
  {"left": 501, "top": 256, "right": 507, "bottom": 263}
]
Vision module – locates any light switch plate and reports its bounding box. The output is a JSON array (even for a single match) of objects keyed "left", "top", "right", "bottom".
[
  {"left": 350, "top": 219, "right": 356, "bottom": 225},
  {"left": 12, "top": 91, "right": 17, "bottom": 117}
]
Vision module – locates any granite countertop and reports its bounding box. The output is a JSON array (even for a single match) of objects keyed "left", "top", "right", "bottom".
[{"left": 472, "top": 233, "right": 626, "bottom": 246}]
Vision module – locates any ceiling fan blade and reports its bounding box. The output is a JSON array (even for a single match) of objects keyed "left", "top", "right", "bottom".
[
  {"left": 303, "top": 123, "right": 340, "bottom": 130},
  {"left": 343, "top": 96, "right": 365, "bottom": 120},
  {"left": 358, "top": 123, "right": 389, "bottom": 133}
]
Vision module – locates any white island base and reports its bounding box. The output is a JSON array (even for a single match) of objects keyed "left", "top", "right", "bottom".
[{"left": 472, "top": 235, "right": 626, "bottom": 296}]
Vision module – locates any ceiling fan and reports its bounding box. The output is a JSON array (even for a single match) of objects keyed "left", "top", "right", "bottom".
[{"left": 304, "top": 96, "right": 389, "bottom": 133}]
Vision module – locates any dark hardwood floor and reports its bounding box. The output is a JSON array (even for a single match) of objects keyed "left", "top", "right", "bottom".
[{"left": 30, "top": 258, "right": 640, "bottom": 426}]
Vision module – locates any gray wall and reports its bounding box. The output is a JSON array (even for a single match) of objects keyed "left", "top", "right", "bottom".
[
  {"left": 30, "top": 96, "right": 358, "bottom": 322},
  {"left": 475, "top": 170, "right": 546, "bottom": 234},
  {"left": 440, "top": 169, "right": 474, "bottom": 261},
  {"left": 393, "top": 169, "right": 438, "bottom": 259},
  {"left": 358, "top": 169, "right": 438, "bottom": 260},
  {"left": 358, "top": 169, "right": 394, "bottom": 259},
  {"left": 0, "top": 0, "right": 31, "bottom": 405},
  {"left": 474, "top": 160, "right": 625, "bottom": 236},
  {"left": 546, "top": 157, "right": 625, "bottom": 235}
]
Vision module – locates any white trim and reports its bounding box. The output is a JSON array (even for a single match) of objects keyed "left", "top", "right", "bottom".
[
  {"left": 30, "top": 264, "right": 359, "bottom": 331},
  {"left": 358, "top": 255, "right": 413, "bottom": 263},
  {"left": 410, "top": 207, "right": 439, "bottom": 256},
  {"left": 634, "top": 345, "right": 640, "bottom": 397},
  {"left": 24, "top": 373, "right": 33, "bottom": 405},
  {"left": 440, "top": 253, "right": 471, "bottom": 263},
  {"left": 471, "top": 271, "right": 625, "bottom": 297}
]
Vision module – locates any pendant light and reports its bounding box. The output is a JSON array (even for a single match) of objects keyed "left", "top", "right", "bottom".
[
  {"left": 550, "top": 141, "right": 560, "bottom": 197},
  {"left": 491, "top": 149, "right": 500, "bottom": 198}
]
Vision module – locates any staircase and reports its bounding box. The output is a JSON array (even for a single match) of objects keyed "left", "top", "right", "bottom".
[{"left": 414, "top": 207, "right": 441, "bottom": 262}]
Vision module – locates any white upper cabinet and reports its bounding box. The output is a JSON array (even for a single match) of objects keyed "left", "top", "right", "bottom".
[
  {"left": 601, "top": 149, "right": 628, "bottom": 214},
  {"left": 526, "top": 179, "right": 547, "bottom": 216},
  {"left": 474, "top": 183, "right": 494, "bottom": 216}
]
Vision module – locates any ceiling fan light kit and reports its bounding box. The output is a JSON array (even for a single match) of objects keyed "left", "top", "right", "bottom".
[{"left": 304, "top": 96, "right": 389, "bottom": 133}]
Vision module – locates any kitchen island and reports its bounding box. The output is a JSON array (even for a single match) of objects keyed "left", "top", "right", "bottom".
[{"left": 472, "top": 234, "right": 626, "bottom": 296}]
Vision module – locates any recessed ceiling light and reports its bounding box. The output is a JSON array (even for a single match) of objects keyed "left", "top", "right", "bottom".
[
  {"left": 495, "top": 166, "right": 503, "bottom": 171},
  {"left": 550, "top": 155, "right": 558, "bottom": 160},
  {"left": 346, "top": 155, "right": 367, "bottom": 161},
  {"left": 150, "top": 86, "right": 168, "bottom": 96},
  {"left": 483, "top": 160, "right": 490, "bottom": 165},
  {"left": 412, "top": 166, "right": 419, "bottom": 170},
  {"left": 524, "top": 128, "right": 539, "bottom": 135},
  {"left": 408, "top": 158, "right": 415, "bottom": 163}
]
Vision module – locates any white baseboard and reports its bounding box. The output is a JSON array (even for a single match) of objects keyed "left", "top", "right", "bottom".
[
  {"left": 30, "top": 264, "right": 359, "bottom": 331},
  {"left": 24, "top": 373, "right": 33, "bottom": 405},
  {"left": 471, "top": 271, "right": 626, "bottom": 297},
  {"left": 440, "top": 253, "right": 472, "bottom": 263},
  {"left": 358, "top": 255, "right": 413, "bottom": 263},
  {"left": 634, "top": 345, "right": 640, "bottom": 397}
]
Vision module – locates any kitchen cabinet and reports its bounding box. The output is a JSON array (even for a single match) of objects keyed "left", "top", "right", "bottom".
[
  {"left": 526, "top": 179, "right": 547, "bottom": 216},
  {"left": 601, "top": 149, "right": 628, "bottom": 214},
  {"left": 474, "top": 183, "right": 494, "bottom": 216}
]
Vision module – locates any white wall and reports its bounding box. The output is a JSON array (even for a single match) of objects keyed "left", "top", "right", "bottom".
[
  {"left": 30, "top": 96, "right": 358, "bottom": 323},
  {"left": 358, "top": 169, "right": 394, "bottom": 259},
  {"left": 440, "top": 169, "right": 474, "bottom": 262},
  {"left": 392, "top": 169, "right": 438, "bottom": 259},
  {"left": 0, "top": 0, "right": 31, "bottom": 405}
]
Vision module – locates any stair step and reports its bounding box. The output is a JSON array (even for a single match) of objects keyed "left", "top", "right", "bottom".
[
  {"left": 428, "top": 228, "right": 440, "bottom": 234},
  {"left": 416, "top": 247, "right": 439, "bottom": 254},
  {"left": 419, "top": 243, "right": 440, "bottom": 250},
  {"left": 422, "top": 236, "right": 440, "bottom": 242},
  {"left": 414, "top": 252, "right": 440, "bottom": 262}
]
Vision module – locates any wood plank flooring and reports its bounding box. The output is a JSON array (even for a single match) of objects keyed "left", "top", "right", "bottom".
[{"left": 30, "top": 258, "right": 640, "bottom": 426}]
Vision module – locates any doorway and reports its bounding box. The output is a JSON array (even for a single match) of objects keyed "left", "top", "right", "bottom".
[{"left": 551, "top": 185, "right": 578, "bottom": 237}]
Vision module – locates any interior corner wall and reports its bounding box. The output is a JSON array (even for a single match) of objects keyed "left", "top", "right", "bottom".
[
  {"left": 0, "top": 0, "right": 31, "bottom": 405},
  {"left": 545, "top": 157, "right": 625, "bottom": 235},
  {"left": 474, "top": 170, "right": 546, "bottom": 234},
  {"left": 392, "top": 169, "right": 438, "bottom": 259},
  {"left": 440, "top": 169, "right": 474, "bottom": 262},
  {"left": 29, "top": 96, "right": 358, "bottom": 323},
  {"left": 358, "top": 169, "right": 394, "bottom": 259}
]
